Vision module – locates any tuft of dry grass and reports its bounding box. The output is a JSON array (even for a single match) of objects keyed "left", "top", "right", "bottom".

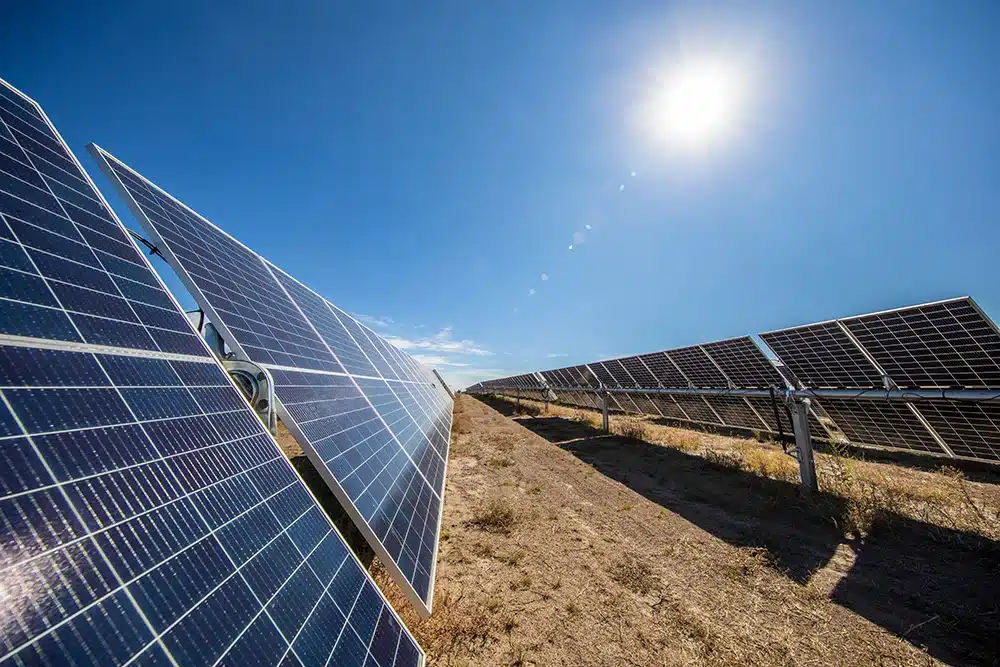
[
  {"left": 487, "top": 456, "right": 514, "bottom": 469},
  {"left": 467, "top": 498, "right": 518, "bottom": 535},
  {"left": 570, "top": 410, "right": 602, "bottom": 429},
  {"left": 608, "top": 552, "right": 657, "bottom": 596},
  {"left": 612, "top": 416, "right": 648, "bottom": 441}
]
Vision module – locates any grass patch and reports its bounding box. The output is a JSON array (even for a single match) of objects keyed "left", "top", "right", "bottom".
[
  {"left": 612, "top": 416, "right": 648, "bottom": 441},
  {"left": 608, "top": 553, "right": 657, "bottom": 595},
  {"left": 487, "top": 456, "right": 514, "bottom": 469},
  {"left": 467, "top": 499, "right": 518, "bottom": 535}
]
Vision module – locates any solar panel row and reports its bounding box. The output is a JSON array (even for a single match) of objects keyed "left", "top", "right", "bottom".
[
  {"left": 0, "top": 79, "right": 424, "bottom": 666},
  {"left": 90, "top": 146, "right": 451, "bottom": 615},
  {"left": 470, "top": 298, "right": 1000, "bottom": 464}
]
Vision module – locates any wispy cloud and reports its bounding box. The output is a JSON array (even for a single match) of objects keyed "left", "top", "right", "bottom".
[
  {"left": 385, "top": 326, "right": 493, "bottom": 357},
  {"left": 411, "top": 354, "right": 469, "bottom": 367},
  {"left": 351, "top": 312, "right": 394, "bottom": 328},
  {"left": 545, "top": 352, "right": 568, "bottom": 358},
  {"left": 436, "top": 366, "right": 510, "bottom": 390}
]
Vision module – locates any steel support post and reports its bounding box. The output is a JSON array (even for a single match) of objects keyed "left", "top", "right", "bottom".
[
  {"left": 516, "top": 388, "right": 521, "bottom": 411},
  {"left": 602, "top": 391, "right": 610, "bottom": 433},
  {"left": 789, "top": 398, "right": 818, "bottom": 491}
]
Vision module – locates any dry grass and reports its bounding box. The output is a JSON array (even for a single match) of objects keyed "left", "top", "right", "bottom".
[
  {"left": 611, "top": 415, "right": 648, "bottom": 441},
  {"left": 368, "top": 395, "right": 1000, "bottom": 666},
  {"left": 467, "top": 498, "right": 518, "bottom": 534},
  {"left": 608, "top": 553, "right": 657, "bottom": 595}
]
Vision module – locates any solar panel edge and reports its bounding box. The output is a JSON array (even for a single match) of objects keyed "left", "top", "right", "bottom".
[
  {"left": 273, "top": 404, "right": 437, "bottom": 617},
  {"left": 90, "top": 145, "right": 446, "bottom": 615},
  {"left": 0, "top": 96, "right": 426, "bottom": 664}
]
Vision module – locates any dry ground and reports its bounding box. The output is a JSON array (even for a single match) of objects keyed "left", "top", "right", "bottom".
[{"left": 276, "top": 395, "right": 1000, "bottom": 667}]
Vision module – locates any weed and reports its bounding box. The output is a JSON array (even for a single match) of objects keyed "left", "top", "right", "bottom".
[
  {"left": 467, "top": 499, "right": 518, "bottom": 535},
  {"left": 503, "top": 550, "right": 525, "bottom": 567},
  {"left": 508, "top": 574, "right": 532, "bottom": 591},
  {"left": 608, "top": 553, "right": 657, "bottom": 595},
  {"left": 488, "top": 457, "right": 515, "bottom": 469},
  {"left": 566, "top": 601, "right": 580, "bottom": 615},
  {"left": 622, "top": 504, "right": 633, "bottom": 511},
  {"left": 613, "top": 416, "right": 648, "bottom": 441},
  {"left": 528, "top": 485, "right": 543, "bottom": 495}
]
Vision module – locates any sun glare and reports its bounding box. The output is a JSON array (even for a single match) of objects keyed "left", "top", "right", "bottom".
[{"left": 644, "top": 58, "right": 749, "bottom": 153}]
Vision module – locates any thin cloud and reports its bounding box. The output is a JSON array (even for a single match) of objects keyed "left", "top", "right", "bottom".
[
  {"left": 411, "top": 354, "right": 469, "bottom": 367},
  {"left": 545, "top": 353, "right": 568, "bottom": 358},
  {"left": 351, "top": 313, "right": 394, "bottom": 328},
  {"left": 385, "top": 326, "right": 493, "bottom": 356},
  {"left": 540, "top": 273, "right": 549, "bottom": 281},
  {"left": 528, "top": 288, "right": 536, "bottom": 296}
]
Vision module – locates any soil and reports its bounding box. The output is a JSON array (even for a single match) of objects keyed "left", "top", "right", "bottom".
[{"left": 275, "top": 395, "right": 1000, "bottom": 667}]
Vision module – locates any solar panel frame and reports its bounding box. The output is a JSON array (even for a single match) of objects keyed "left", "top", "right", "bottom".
[
  {"left": 915, "top": 400, "right": 1000, "bottom": 462},
  {"left": 635, "top": 352, "right": 689, "bottom": 388},
  {"left": 616, "top": 356, "right": 659, "bottom": 387},
  {"left": 760, "top": 321, "right": 884, "bottom": 389},
  {"left": 90, "top": 145, "right": 447, "bottom": 616},
  {"left": 841, "top": 297, "right": 1000, "bottom": 389},
  {"left": 699, "top": 337, "right": 787, "bottom": 389},
  {"left": 0, "top": 79, "right": 424, "bottom": 666},
  {"left": 702, "top": 395, "right": 770, "bottom": 431},
  {"left": 816, "top": 398, "right": 943, "bottom": 454},
  {"left": 663, "top": 346, "right": 730, "bottom": 388}
]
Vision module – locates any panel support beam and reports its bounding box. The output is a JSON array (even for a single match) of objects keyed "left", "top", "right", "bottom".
[
  {"left": 602, "top": 391, "right": 610, "bottom": 433},
  {"left": 789, "top": 398, "right": 819, "bottom": 492}
]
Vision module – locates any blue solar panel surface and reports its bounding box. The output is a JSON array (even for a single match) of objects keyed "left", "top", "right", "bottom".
[
  {"left": 0, "top": 80, "right": 423, "bottom": 666},
  {"left": 91, "top": 146, "right": 451, "bottom": 614}
]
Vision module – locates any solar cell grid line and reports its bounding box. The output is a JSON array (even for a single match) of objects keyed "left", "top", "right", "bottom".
[
  {"left": 629, "top": 393, "right": 663, "bottom": 417},
  {"left": 672, "top": 395, "right": 723, "bottom": 425},
  {"left": 699, "top": 337, "right": 788, "bottom": 389},
  {"left": 636, "top": 352, "right": 690, "bottom": 388},
  {"left": 0, "top": 346, "right": 423, "bottom": 667},
  {"left": 602, "top": 359, "right": 641, "bottom": 387},
  {"left": 91, "top": 147, "right": 344, "bottom": 375},
  {"left": 91, "top": 146, "right": 448, "bottom": 614},
  {"left": 760, "top": 321, "right": 884, "bottom": 389},
  {"left": 663, "top": 346, "right": 730, "bottom": 388},
  {"left": 915, "top": 401, "right": 1000, "bottom": 462},
  {"left": 841, "top": 297, "right": 1000, "bottom": 389},
  {"left": 0, "top": 102, "right": 210, "bottom": 358},
  {"left": 616, "top": 356, "right": 659, "bottom": 388},
  {"left": 817, "top": 398, "right": 943, "bottom": 454},
  {"left": 264, "top": 261, "right": 381, "bottom": 378},
  {"left": 648, "top": 394, "right": 689, "bottom": 421},
  {"left": 264, "top": 260, "right": 451, "bottom": 460},
  {"left": 586, "top": 362, "right": 622, "bottom": 388},
  {"left": 0, "top": 79, "right": 424, "bottom": 666},
  {"left": 702, "top": 395, "right": 770, "bottom": 431}
]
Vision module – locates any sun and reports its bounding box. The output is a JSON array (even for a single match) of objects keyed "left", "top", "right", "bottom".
[{"left": 644, "top": 58, "right": 749, "bottom": 153}]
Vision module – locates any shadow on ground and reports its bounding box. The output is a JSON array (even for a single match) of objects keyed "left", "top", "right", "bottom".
[{"left": 475, "top": 395, "right": 1000, "bottom": 667}]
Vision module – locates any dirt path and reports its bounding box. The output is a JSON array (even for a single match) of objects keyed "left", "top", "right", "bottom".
[{"left": 360, "top": 396, "right": 999, "bottom": 666}]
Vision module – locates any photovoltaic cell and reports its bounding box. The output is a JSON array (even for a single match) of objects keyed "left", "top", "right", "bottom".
[
  {"left": 616, "top": 356, "right": 659, "bottom": 387},
  {"left": 664, "top": 346, "right": 730, "bottom": 387},
  {"left": 761, "top": 321, "right": 884, "bottom": 389},
  {"left": 673, "top": 395, "right": 722, "bottom": 425},
  {"left": 841, "top": 297, "right": 1000, "bottom": 389},
  {"left": 90, "top": 146, "right": 449, "bottom": 613},
  {"left": 587, "top": 362, "right": 621, "bottom": 388},
  {"left": 915, "top": 401, "right": 1000, "bottom": 461},
  {"left": 816, "top": 399, "right": 942, "bottom": 454},
  {"left": 703, "top": 395, "right": 768, "bottom": 431},
  {"left": 700, "top": 337, "right": 786, "bottom": 389},
  {"left": 0, "top": 79, "right": 423, "bottom": 666},
  {"left": 635, "top": 352, "right": 688, "bottom": 388}
]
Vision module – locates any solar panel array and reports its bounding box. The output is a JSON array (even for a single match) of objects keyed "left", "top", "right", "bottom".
[
  {"left": 90, "top": 145, "right": 452, "bottom": 615},
  {"left": 0, "top": 79, "right": 424, "bottom": 666},
  {"left": 470, "top": 298, "right": 1000, "bottom": 464}
]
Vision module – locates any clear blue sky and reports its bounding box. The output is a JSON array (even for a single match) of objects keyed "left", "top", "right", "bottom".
[{"left": 4, "top": 1, "right": 999, "bottom": 388}]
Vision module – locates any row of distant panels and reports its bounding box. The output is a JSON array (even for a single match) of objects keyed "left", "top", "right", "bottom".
[
  {"left": 485, "top": 297, "right": 1000, "bottom": 392},
  {"left": 490, "top": 387, "right": 1000, "bottom": 463},
  {"left": 89, "top": 145, "right": 452, "bottom": 613}
]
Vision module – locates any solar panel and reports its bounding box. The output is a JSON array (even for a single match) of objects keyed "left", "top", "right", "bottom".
[
  {"left": 599, "top": 360, "right": 638, "bottom": 387},
  {"left": 672, "top": 395, "right": 723, "bottom": 425},
  {"left": 616, "top": 356, "right": 659, "bottom": 387},
  {"left": 815, "top": 398, "right": 943, "bottom": 454},
  {"left": 702, "top": 395, "right": 769, "bottom": 431},
  {"left": 648, "top": 395, "right": 689, "bottom": 421},
  {"left": 915, "top": 401, "right": 1000, "bottom": 461},
  {"left": 760, "top": 321, "right": 884, "bottom": 389},
  {"left": 840, "top": 297, "right": 1000, "bottom": 389},
  {"left": 0, "top": 80, "right": 423, "bottom": 666},
  {"left": 699, "top": 337, "right": 787, "bottom": 389},
  {"left": 91, "top": 145, "right": 449, "bottom": 614},
  {"left": 635, "top": 352, "right": 689, "bottom": 388},
  {"left": 664, "top": 346, "right": 729, "bottom": 387}
]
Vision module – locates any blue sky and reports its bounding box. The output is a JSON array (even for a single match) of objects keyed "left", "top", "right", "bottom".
[{"left": 4, "top": 1, "right": 999, "bottom": 389}]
